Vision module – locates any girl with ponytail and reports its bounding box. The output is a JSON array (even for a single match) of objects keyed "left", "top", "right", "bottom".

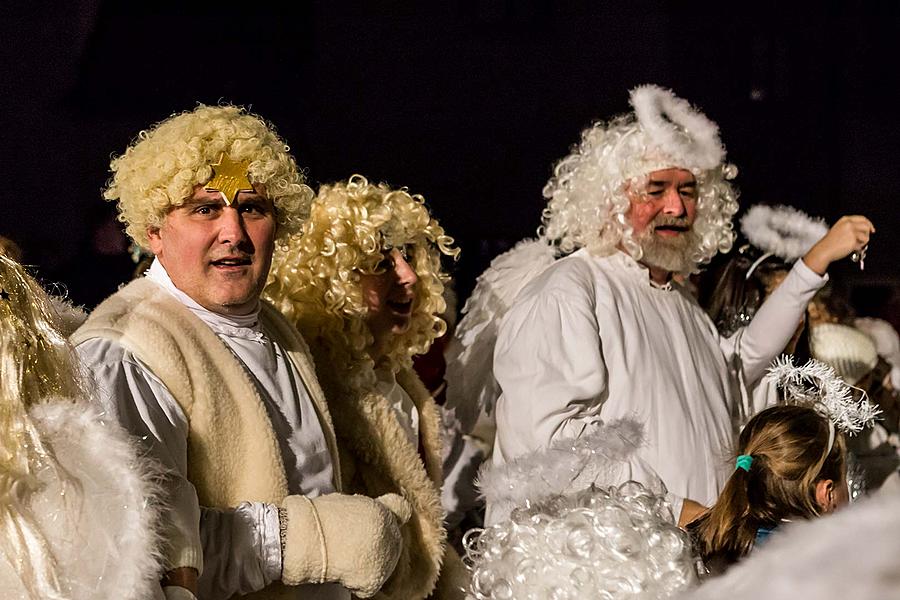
[{"left": 690, "top": 404, "right": 849, "bottom": 576}]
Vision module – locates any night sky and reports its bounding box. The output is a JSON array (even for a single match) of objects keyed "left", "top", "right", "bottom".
[{"left": 3, "top": 1, "right": 899, "bottom": 319}]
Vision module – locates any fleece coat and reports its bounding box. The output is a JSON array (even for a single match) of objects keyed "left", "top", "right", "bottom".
[
  {"left": 310, "top": 344, "right": 468, "bottom": 600},
  {"left": 72, "top": 278, "right": 342, "bottom": 600}
]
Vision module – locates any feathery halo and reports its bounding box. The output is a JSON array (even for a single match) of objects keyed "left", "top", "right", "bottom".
[
  {"left": 630, "top": 84, "right": 725, "bottom": 171},
  {"left": 741, "top": 204, "right": 828, "bottom": 263},
  {"left": 766, "top": 355, "right": 880, "bottom": 435}
]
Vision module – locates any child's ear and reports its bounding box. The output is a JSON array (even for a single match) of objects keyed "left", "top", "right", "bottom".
[{"left": 814, "top": 479, "right": 836, "bottom": 513}]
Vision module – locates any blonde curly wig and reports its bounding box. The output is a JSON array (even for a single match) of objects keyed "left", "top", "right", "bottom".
[
  {"left": 265, "top": 175, "right": 459, "bottom": 388},
  {"left": 541, "top": 90, "right": 740, "bottom": 271},
  {"left": 104, "top": 104, "right": 314, "bottom": 249}
]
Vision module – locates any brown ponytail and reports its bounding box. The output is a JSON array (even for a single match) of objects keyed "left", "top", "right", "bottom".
[{"left": 692, "top": 405, "right": 845, "bottom": 568}]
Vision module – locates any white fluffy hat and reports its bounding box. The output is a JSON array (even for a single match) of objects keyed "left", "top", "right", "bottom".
[
  {"left": 854, "top": 317, "right": 900, "bottom": 389},
  {"left": 809, "top": 323, "right": 879, "bottom": 386}
]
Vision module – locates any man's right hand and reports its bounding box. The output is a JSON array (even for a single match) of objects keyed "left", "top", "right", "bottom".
[{"left": 280, "top": 493, "right": 410, "bottom": 598}]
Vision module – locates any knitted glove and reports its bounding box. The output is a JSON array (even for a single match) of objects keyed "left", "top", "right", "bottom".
[{"left": 281, "top": 493, "right": 410, "bottom": 598}]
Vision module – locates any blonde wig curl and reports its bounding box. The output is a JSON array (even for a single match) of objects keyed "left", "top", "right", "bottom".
[
  {"left": 541, "top": 89, "right": 740, "bottom": 271},
  {"left": 0, "top": 254, "right": 84, "bottom": 598},
  {"left": 266, "top": 175, "right": 459, "bottom": 389},
  {"left": 104, "top": 104, "right": 314, "bottom": 249}
]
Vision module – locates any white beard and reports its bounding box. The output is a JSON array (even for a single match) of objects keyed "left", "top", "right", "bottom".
[{"left": 635, "top": 218, "right": 698, "bottom": 274}]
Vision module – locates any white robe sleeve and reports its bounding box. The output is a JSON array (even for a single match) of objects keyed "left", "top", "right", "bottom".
[
  {"left": 76, "top": 338, "right": 203, "bottom": 574},
  {"left": 724, "top": 258, "right": 828, "bottom": 417},
  {"left": 198, "top": 502, "right": 282, "bottom": 598},
  {"left": 493, "top": 282, "right": 607, "bottom": 462}
]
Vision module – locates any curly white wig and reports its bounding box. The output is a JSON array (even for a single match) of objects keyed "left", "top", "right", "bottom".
[
  {"left": 105, "top": 104, "right": 314, "bottom": 250},
  {"left": 465, "top": 482, "right": 695, "bottom": 600},
  {"left": 541, "top": 85, "right": 739, "bottom": 268}
]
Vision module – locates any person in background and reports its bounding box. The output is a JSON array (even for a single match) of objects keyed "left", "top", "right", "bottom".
[{"left": 266, "top": 175, "right": 467, "bottom": 599}]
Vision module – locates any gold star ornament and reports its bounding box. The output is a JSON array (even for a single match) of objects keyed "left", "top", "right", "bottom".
[{"left": 204, "top": 153, "right": 254, "bottom": 205}]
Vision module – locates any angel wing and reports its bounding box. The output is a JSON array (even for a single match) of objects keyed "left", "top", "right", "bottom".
[{"left": 444, "top": 238, "right": 557, "bottom": 437}]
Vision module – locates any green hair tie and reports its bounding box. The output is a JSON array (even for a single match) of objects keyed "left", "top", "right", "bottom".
[{"left": 735, "top": 454, "right": 753, "bottom": 472}]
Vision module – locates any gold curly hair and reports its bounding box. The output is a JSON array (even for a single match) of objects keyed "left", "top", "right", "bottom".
[
  {"left": 104, "top": 104, "right": 314, "bottom": 249},
  {"left": 265, "top": 175, "right": 459, "bottom": 387},
  {"left": 0, "top": 253, "right": 84, "bottom": 598}
]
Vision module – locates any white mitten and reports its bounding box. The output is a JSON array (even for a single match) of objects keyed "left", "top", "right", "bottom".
[
  {"left": 281, "top": 493, "right": 410, "bottom": 598},
  {"left": 163, "top": 586, "right": 198, "bottom": 600}
]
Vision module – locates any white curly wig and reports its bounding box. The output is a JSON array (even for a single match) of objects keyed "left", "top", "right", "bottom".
[
  {"left": 265, "top": 175, "right": 459, "bottom": 389},
  {"left": 104, "top": 104, "right": 314, "bottom": 250},
  {"left": 541, "top": 85, "right": 740, "bottom": 269}
]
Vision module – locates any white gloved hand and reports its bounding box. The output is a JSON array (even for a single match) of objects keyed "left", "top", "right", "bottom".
[{"left": 281, "top": 493, "right": 410, "bottom": 598}]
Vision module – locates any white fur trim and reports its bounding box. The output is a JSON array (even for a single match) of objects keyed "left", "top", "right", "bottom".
[
  {"left": 477, "top": 418, "right": 665, "bottom": 522},
  {"left": 49, "top": 296, "right": 88, "bottom": 338},
  {"left": 740, "top": 204, "right": 828, "bottom": 262},
  {"left": 0, "top": 400, "right": 163, "bottom": 600},
  {"left": 630, "top": 84, "right": 725, "bottom": 170}
]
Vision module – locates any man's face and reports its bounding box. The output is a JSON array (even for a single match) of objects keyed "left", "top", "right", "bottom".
[
  {"left": 147, "top": 185, "right": 277, "bottom": 315},
  {"left": 627, "top": 168, "right": 699, "bottom": 274},
  {"left": 359, "top": 247, "right": 419, "bottom": 345}
]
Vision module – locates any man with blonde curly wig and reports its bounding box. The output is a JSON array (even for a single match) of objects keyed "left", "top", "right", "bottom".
[
  {"left": 265, "top": 175, "right": 467, "bottom": 599},
  {"left": 72, "top": 106, "right": 409, "bottom": 600},
  {"left": 473, "top": 86, "right": 874, "bottom": 527}
]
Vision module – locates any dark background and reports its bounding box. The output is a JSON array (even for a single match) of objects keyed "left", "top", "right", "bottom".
[{"left": 3, "top": 1, "right": 898, "bottom": 322}]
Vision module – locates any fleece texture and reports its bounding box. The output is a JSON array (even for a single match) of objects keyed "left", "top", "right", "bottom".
[
  {"left": 72, "top": 278, "right": 341, "bottom": 599},
  {"left": 282, "top": 493, "right": 406, "bottom": 597},
  {"left": 312, "top": 343, "right": 467, "bottom": 600}
]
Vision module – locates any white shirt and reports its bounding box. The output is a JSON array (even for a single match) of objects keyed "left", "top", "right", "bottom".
[
  {"left": 491, "top": 249, "right": 826, "bottom": 516},
  {"left": 76, "top": 260, "right": 348, "bottom": 600},
  {"left": 375, "top": 367, "right": 420, "bottom": 447}
]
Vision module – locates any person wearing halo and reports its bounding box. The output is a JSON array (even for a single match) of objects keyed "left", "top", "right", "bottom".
[
  {"left": 690, "top": 356, "right": 880, "bottom": 576},
  {"left": 452, "top": 85, "right": 875, "bottom": 527}
]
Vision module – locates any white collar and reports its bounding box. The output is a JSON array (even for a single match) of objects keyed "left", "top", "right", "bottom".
[
  {"left": 145, "top": 258, "right": 265, "bottom": 341},
  {"left": 608, "top": 250, "right": 675, "bottom": 291}
]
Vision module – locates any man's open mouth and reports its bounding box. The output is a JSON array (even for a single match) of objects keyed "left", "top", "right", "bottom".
[
  {"left": 211, "top": 257, "right": 252, "bottom": 267},
  {"left": 387, "top": 299, "right": 413, "bottom": 315},
  {"left": 654, "top": 225, "right": 689, "bottom": 233}
]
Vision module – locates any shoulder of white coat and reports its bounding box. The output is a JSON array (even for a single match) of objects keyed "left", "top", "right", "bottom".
[{"left": 514, "top": 251, "right": 605, "bottom": 305}]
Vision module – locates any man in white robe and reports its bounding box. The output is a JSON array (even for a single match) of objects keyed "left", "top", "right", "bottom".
[
  {"left": 491, "top": 85, "right": 875, "bottom": 525},
  {"left": 73, "top": 106, "right": 407, "bottom": 600}
]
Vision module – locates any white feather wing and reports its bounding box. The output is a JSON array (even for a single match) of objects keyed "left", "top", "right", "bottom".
[
  {"left": 0, "top": 401, "right": 163, "bottom": 600},
  {"left": 444, "top": 238, "right": 557, "bottom": 434}
]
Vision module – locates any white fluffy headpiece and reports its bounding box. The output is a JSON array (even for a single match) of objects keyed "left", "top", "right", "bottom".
[
  {"left": 477, "top": 418, "right": 666, "bottom": 523},
  {"left": 766, "top": 355, "right": 880, "bottom": 435},
  {"left": 740, "top": 204, "right": 828, "bottom": 263},
  {"left": 629, "top": 84, "right": 726, "bottom": 174}
]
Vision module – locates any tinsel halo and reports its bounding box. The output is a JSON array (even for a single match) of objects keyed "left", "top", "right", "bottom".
[{"left": 766, "top": 355, "right": 880, "bottom": 435}]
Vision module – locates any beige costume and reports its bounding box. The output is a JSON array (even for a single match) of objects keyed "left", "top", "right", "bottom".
[
  {"left": 74, "top": 278, "right": 399, "bottom": 599},
  {"left": 311, "top": 345, "right": 467, "bottom": 600}
]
